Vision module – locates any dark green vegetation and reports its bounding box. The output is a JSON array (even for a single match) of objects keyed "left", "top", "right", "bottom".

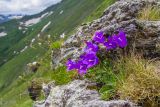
[{"left": 0, "top": 0, "right": 115, "bottom": 106}]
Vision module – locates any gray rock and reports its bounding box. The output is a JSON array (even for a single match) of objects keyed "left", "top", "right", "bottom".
[
  {"left": 42, "top": 82, "right": 55, "bottom": 99},
  {"left": 51, "top": 0, "right": 160, "bottom": 68},
  {"left": 34, "top": 80, "right": 135, "bottom": 107}
]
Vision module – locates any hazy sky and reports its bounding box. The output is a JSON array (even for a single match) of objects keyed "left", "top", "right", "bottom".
[{"left": 0, "top": 0, "right": 62, "bottom": 15}]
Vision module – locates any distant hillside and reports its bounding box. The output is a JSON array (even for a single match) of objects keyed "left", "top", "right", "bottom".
[
  {"left": 0, "top": 14, "right": 23, "bottom": 24},
  {"left": 0, "top": 15, "right": 8, "bottom": 24}
]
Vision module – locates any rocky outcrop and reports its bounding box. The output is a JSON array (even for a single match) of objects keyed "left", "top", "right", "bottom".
[
  {"left": 34, "top": 80, "right": 135, "bottom": 107},
  {"left": 47, "top": 0, "right": 160, "bottom": 106},
  {"left": 52, "top": 0, "right": 160, "bottom": 68}
]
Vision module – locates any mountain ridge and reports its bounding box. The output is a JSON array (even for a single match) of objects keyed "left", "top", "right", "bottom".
[{"left": 0, "top": 14, "right": 24, "bottom": 24}]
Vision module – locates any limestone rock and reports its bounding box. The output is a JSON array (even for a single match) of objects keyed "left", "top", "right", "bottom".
[{"left": 34, "top": 80, "right": 135, "bottom": 107}]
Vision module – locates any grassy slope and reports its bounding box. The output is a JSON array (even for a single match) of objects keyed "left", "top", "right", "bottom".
[
  {"left": 0, "top": 0, "right": 103, "bottom": 89},
  {"left": 84, "top": 0, "right": 115, "bottom": 22},
  {"left": 0, "top": 0, "right": 116, "bottom": 107}
]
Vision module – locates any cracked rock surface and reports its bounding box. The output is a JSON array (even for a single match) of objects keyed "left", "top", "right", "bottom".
[{"left": 34, "top": 80, "right": 135, "bottom": 107}]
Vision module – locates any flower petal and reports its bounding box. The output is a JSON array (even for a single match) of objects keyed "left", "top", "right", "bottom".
[{"left": 93, "top": 31, "right": 105, "bottom": 43}]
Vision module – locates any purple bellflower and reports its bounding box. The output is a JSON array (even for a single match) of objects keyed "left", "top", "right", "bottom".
[
  {"left": 93, "top": 31, "right": 105, "bottom": 44},
  {"left": 66, "top": 59, "right": 77, "bottom": 71},
  {"left": 76, "top": 60, "right": 88, "bottom": 75},
  {"left": 81, "top": 53, "right": 99, "bottom": 69},
  {"left": 104, "top": 36, "right": 117, "bottom": 51},
  {"left": 66, "top": 30, "right": 128, "bottom": 75},
  {"left": 84, "top": 41, "right": 99, "bottom": 54},
  {"left": 113, "top": 31, "right": 127, "bottom": 48}
]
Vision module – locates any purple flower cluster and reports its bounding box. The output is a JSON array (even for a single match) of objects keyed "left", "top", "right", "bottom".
[{"left": 66, "top": 30, "right": 127, "bottom": 75}]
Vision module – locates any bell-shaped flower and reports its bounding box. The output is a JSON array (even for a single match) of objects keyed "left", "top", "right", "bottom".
[
  {"left": 113, "top": 31, "right": 127, "bottom": 48},
  {"left": 81, "top": 53, "right": 99, "bottom": 69},
  {"left": 76, "top": 60, "right": 88, "bottom": 75},
  {"left": 93, "top": 31, "right": 105, "bottom": 44},
  {"left": 66, "top": 59, "right": 77, "bottom": 71},
  {"left": 103, "top": 36, "right": 117, "bottom": 51},
  {"left": 84, "top": 41, "right": 99, "bottom": 54}
]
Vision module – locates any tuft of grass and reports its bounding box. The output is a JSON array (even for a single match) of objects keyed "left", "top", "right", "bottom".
[
  {"left": 138, "top": 6, "right": 160, "bottom": 21},
  {"left": 116, "top": 56, "right": 160, "bottom": 107},
  {"left": 86, "top": 55, "right": 160, "bottom": 106},
  {"left": 51, "top": 40, "right": 63, "bottom": 49}
]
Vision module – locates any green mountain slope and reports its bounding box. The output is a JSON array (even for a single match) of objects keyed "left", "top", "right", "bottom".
[
  {"left": 0, "top": 0, "right": 115, "bottom": 106},
  {"left": 0, "top": 0, "right": 103, "bottom": 88}
]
